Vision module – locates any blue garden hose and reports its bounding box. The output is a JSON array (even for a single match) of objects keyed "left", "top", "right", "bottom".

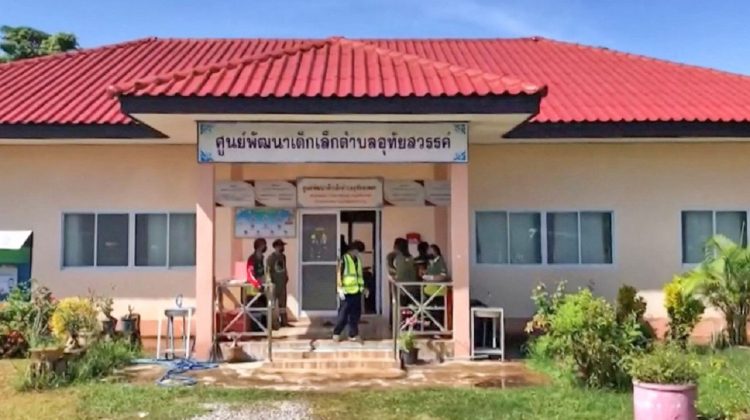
[{"left": 132, "top": 358, "right": 217, "bottom": 387}]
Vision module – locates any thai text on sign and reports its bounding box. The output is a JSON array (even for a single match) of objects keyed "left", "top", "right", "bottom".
[{"left": 197, "top": 122, "right": 468, "bottom": 163}]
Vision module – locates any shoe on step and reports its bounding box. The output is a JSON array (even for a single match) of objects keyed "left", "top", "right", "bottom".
[
  {"left": 332, "top": 334, "right": 342, "bottom": 343},
  {"left": 349, "top": 336, "right": 363, "bottom": 343}
]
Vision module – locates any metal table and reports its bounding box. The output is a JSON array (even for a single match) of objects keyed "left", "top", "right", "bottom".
[{"left": 470, "top": 307, "right": 505, "bottom": 361}]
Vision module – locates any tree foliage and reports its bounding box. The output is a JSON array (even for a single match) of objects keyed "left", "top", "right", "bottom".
[
  {"left": 0, "top": 25, "right": 78, "bottom": 62},
  {"left": 683, "top": 234, "right": 750, "bottom": 345}
]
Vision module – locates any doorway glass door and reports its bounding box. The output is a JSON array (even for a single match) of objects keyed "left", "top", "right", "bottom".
[{"left": 300, "top": 212, "right": 339, "bottom": 314}]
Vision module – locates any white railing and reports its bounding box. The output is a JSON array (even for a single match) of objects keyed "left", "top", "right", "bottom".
[
  {"left": 390, "top": 279, "right": 453, "bottom": 357},
  {"left": 214, "top": 279, "right": 274, "bottom": 361}
]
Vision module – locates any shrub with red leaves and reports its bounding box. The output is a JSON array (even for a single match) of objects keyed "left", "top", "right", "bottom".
[{"left": 0, "top": 328, "right": 28, "bottom": 358}]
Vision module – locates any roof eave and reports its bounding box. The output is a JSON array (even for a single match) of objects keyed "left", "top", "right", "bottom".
[
  {"left": 0, "top": 123, "right": 168, "bottom": 139},
  {"left": 505, "top": 121, "right": 750, "bottom": 139},
  {"left": 118, "top": 94, "right": 543, "bottom": 116}
]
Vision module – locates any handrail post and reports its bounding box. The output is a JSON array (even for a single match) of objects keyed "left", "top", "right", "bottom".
[{"left": 266, "top": 282, "right": 273, "bottom": 362}]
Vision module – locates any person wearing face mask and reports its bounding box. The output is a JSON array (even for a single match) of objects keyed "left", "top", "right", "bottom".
[
  {"left": 266, "top": 239, "right": 289, "bottom": 328},
  {"left": 246, "top": 238, "right": 267, "bottom": 290},
  {"left": 244, "top": 238, "right": 268, "bottom": 331},
  {"left": 422, "top": 244, "right": 450, "bottom": 332},
  {"left": 333, "top": 240, "right": 368, "bottom": 342}
]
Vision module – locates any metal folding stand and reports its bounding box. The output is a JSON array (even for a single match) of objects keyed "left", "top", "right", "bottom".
[{"left": 156, "top": 295, "right": 195, "bottom": 360}]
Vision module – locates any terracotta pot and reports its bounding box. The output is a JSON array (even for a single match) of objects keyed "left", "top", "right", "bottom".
[
  {"left": 29, "top": 346, "right": 64, "bottom": 363},
  {"left": 633, "top": 381, "right": 697, "bottom": 420}
]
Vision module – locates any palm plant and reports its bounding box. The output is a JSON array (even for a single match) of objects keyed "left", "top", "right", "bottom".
[{"left": 683, "top": 234, "right": 750, "bottom": 345}]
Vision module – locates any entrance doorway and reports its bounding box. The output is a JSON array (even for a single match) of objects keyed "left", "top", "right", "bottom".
[
  {"left": 340, "top": 211, "right": 379, "bottom": 315},
  {"left": 298, "top": 209, "right": 381, "bottom": 317}
]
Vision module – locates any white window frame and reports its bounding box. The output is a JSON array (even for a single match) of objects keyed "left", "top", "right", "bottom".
[
  {"left": 681, "top": 209, "right": 748, "bottom": 266},
  {"left": 473, "top": 209, "right": 616, "bottom": 267},
  {"left": 61, "top": 211, "right": 196, "bottom": 270}
]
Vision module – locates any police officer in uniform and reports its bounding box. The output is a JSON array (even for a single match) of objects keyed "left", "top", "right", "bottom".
[
  {"left": 333, "top": 240, "right": 368, "bottom": 342},
  {"left": 266, "top": 239, "right": 290, "bottom": 327}
]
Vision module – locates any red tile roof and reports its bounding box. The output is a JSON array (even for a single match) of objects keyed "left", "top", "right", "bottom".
[
  {"left": 1, "top": 36, "right": 749, "bottom": 127},
  {"left": 110, "top": 37, "right": 542, "bottom": 99}
]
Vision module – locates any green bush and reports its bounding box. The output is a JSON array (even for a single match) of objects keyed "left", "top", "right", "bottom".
[
  {"left": 630, "top": 344, "right": 699, "bottom": 385},
  {"left": 16, "top": 338, "right": 140, "bottom": 391},
  {"left": 525, "top": 280, "right": 568, "bottom": 335},
  {"left": 0, "top": 283, "right": 33, "bottom": 333},
  {"left": 664, "top": 275, "right": 705, "bottom": 345},
  {"left": 616, "top": 284, "right": 655, "bottom": 344},
  {"left": 682, "top": 235, "right": 750, "bottom": 346},
  {"left": 69, "top": 339, "right": 141, "bottom": 383},
  {"left": 615, "top": 285, "right": 646, "bottom": 323},
  {"left": 539, "top": 288, "right": 647, "bottom": 388}
]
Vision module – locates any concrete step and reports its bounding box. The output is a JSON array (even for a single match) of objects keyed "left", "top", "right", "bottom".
[
  {"left": 252, "top": 367, "right": 407, "bottom": 381},
  {"left": 272, "top": 348, "right": 395, "bottom": 360},
  {"left": 265, "top": 357, "right": 400, "bottom": 371}
]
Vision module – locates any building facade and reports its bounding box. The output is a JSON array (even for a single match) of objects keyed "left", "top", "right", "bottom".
[{"left": 2, "top": 36, "right": 750, "bottom": 357}]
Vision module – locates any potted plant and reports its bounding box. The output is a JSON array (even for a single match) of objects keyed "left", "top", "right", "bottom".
[
  {"left": 27, "top": 333, "right": 63, "bottom": 362},
  {"left": 629, "top": 344, "right": 699, "bottom": 420},
  {"left": 120, "top": 305, "right": 141, "bottom": 347},
  {"left": 24, "top": 284, "right": 62, "bottom": 361},
  {"left": 398, "top": 331, "right": 419, "bottom": 365},
  {"left": 96, "top": 295, "right": 117, "bottom": 338},
  {"left": 120, "top": 305, "right": 137, "bottom": 334},
  {"left": 50, "top": 297, "right": 99, "bottom": 351}
]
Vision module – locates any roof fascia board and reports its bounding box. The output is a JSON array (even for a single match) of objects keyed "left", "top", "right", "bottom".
[
  {"left": 505, "top": 121, "right": 750, "bottom": 139},
  {"left": 119, "top": 95, "right": 543, "bottom": 116},
  {"left": 0, "top": 123, "right": 167, "bottom": 139}
]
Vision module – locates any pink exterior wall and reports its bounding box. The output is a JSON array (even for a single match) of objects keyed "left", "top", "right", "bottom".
[
  {"left": 468, "top": 141, "right": 750, "bottom": 335},
  {"left": 0, "top": 145, "right": 200, "bottom": 323}
]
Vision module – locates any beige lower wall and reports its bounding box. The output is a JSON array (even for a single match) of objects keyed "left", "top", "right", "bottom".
[
  {"left": 0, "top": 145, "right": 199, "bottom": 320},
  {"left": 469, "top": 142, "right": 750, "bottom": 321}
]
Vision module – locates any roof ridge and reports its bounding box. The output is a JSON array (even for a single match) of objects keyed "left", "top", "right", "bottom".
[
  {"left": 108, "top": 38, "right": 333, "bottom": 96},
  {"left": 0, "top": 37, "right": 158, "bottom": 70},
  {"left": 110, "top": 36, "right": 544, "bottom": 97},
  {"left": 341, "top": 38, "right": 543, "bottom": 93}
]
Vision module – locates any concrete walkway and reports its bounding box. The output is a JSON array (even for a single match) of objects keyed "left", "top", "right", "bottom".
[{"left": 124, "top": 360, "right": 547, "bottom": 392}]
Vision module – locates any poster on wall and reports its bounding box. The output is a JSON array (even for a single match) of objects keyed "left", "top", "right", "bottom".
[
  {"left": 383, "top": 180, "right": 451, "bottom": 206},
  {"left": 235, "top": 208, "right": 296, "bottom": 238},
  {"left": 254, "top": 180, "right": 297, "bottom": 207},
  {"left": 197, "top": 121, "right": 469, "bottom": 163},
  {"left": 383, "top": 180, "right": 426, "bottom": 206},
  {"left": 424, "top": 180, "right": 451, "bottom": 206},
  {"left": 215, "top": 180, "right": 297, "bottom": 207},
  {"left": 215, "top": 181, "right": 255, "bottom": 207},
  {"left": 297, "top": 178, "right": 383, "bottom": 208}
]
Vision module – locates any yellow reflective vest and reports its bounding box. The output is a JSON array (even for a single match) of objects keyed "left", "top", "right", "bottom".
[{"left": 341, "top": 254, "right": 365, "bottom": 295}]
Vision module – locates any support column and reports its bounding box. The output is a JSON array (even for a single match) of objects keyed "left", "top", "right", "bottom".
[
  {"left": 450, "top": 163, "right": 471, "bottom": 358},
  {"left": 434, "top": 164, "right": 449, "bottom": 251},
  {"left": 229, "top": 164, "right": 243, "bottom": 276},
  {"left": 194, "top": 164, "right": 215, "bottom": 360}
]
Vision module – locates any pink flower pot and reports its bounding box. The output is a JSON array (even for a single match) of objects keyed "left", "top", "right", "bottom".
[{"left": 633, "top": 381, "right": 697, "bottom": 420}]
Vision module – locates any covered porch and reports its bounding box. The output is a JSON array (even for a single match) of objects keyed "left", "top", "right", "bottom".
[{"left": 198, "top": 148, "right": 472, "bottom": 360}]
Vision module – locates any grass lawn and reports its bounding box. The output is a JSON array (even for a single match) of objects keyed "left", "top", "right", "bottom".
[{"left": 1, "top": 349, "right": 749, "bottom": 419}]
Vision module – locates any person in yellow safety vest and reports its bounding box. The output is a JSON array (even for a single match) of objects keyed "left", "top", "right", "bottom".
[{"left": 333, "top": 240, "right": 369, "bottom": 343}]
